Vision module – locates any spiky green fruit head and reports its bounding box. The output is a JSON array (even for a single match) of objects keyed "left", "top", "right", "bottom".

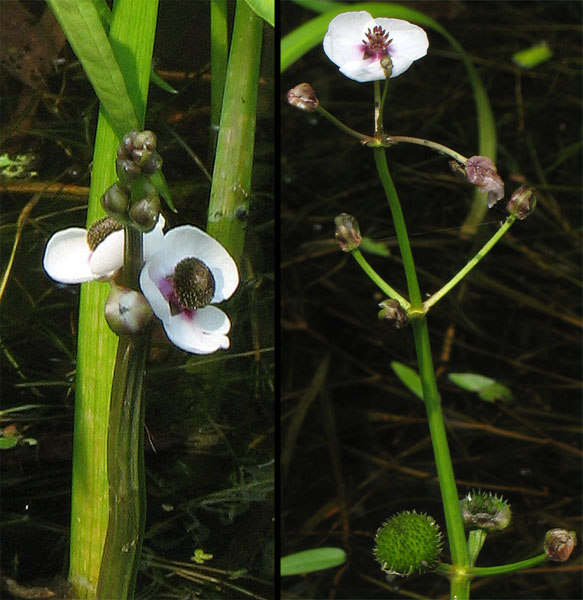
[
  {"left": 373, "top": 510, "right": 443, "bottom": 577},
  {"left": 460, "top": 489, "right": 511, "bottom": 532}
]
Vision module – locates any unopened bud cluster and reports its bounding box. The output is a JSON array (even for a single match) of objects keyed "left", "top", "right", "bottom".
[{"left": 101, "top": 130, "right": 163, "bottom": 232}]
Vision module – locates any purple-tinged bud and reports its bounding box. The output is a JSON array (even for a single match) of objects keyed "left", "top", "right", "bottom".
[
  {"left": 105, "top": 284, "right": 153, "bottom": 335},
  {"left": 506, "top": 185, "right": 535, "bottom": 220},
  {"left": 334, "top": 213, "right": 362, "bottom": 252},
  {"left": 378, "top": 299, "right": 408, "bottom": 328},
  {"left": 140, "top": 151, "right": 163, "bottom": 175},
  {"left": 544, "top": 529, "right": 577, "bottom": 562},
  {"left": 286, "top": 83, "right": 319, "bottom": 112},
  {"left": 465, "top": 156, "right": 505, "bottom": 208},
  {"left": 460, "top": 490, "right": 511, "bottom": 532}
]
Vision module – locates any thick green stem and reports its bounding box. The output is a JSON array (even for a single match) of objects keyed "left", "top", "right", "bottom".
[
  {"left": 207, "top": 0, "right": 262, "bottom": 259},
  {"left": 373, "top": 147, "right": 470, "bottom": 593},
  {"left": 96, "top": 331, "right": 149, "bottom": 600}
]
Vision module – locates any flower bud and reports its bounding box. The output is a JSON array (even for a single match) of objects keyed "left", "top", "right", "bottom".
[
  {"left": 334, "top": 213, "right": 362, "bottom": 252},
  {"left": 140, "top": 150, "right": 163, "bottom": 175},
  {"left": 286, "top": 83, "right": 319, "bottom": 112},
  {"left": 118, "top": 130, "right": 139, "bottom": 159},
  {"left": 116, "top": 157, "right": 142, "bottom": 188},
  {"left": 374, "top": 511, "right": 443, "bottom": 577},
  {"left": 460, "top": 490, "right": 511, "bottom": 532},
  {"left": 105, "top": 284, "right": 153, "bottom": 335},
  {"left": 544, "top": 529, "right": 577, "bottom": 562},
  {"left": 465, "top": 156, "right": 505, "bottom": 208},
  {"left": 101, "top": 182, "right": 130, "bottom": 222},
  {"left": 129, "top": 194, "right": 161, "bottom": 232},
  {"left": 506, "top": 185, "right": 535, "bottom": 220},
  {"left": 380, "top": 55, "right": 393, "bottom": 78},
  {"left": 378, "top": 299, "right": 408, "bottom": 328}
]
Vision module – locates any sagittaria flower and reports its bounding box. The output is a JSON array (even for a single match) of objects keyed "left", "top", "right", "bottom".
[
  {"left": 323, "top": 11, "right": 429, "bottom": 82},
  {"left": 43, "top": 215, "right": 165, "bottom": 284},
  {"left": 139, "top": 225, "right": 239, "bottom": 355}
]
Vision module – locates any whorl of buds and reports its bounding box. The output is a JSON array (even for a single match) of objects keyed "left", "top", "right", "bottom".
[
  {"left": 544, "top": 529, "right": 577, "bottom": 562},
  {"left": 465, "top": 156, "right": 505, "bottom": 208},
  {"left": 334, "top": 213, "right": 362, "bottom": 252},
  {"left": 378, "top": 299, "right": 408, "bottom": 328},
  {"left": 506, "top": 185, "right": 536, "bottom": 220},
  {"left": 460, "top": 490, "right": 511, "bottom": 532},
  {"left": 286, "top": 83, "right": 319, "bottom": 112},
  {"left": 374, "top": 511, "right": 443, "bottom": 577}
]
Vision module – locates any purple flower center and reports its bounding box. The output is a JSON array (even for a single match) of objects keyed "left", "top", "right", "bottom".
[{"left": 362, "top": 25, "right": 392, "bottom": 60}]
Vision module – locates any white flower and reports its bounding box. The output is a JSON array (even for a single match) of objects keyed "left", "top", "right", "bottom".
[
  {"left": 139, "top": 226, "right": 239, "bottom": 355},
  {"left": 323, "top": 11, "right": 429, "bottom": 83},
  {"left": 43, "top": 216, "right": 165, "bottom": 284}
]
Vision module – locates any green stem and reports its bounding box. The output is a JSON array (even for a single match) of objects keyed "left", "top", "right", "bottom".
[
  {"left": 351, "top": 248, "right": 410, "bottom": 310},
  {"left": 387, "top": 135, "right": 468, "bottom": 164},
  {"left": 437, "top": 552, "right": 548, "bottom": 578},
  {"left": 210, "top": 0, "right": 228, "bottom": 156},
  {"left": 373, "top": 147, "right": 470, "bottom": 590},
  {"left": 207, "top": 0, "right": 262, "bottom": 259},
  {"left": 372, "top": 148, "right": 422, "bottom": 309},
  {"left": 315, "top": 105, "right": 375, "bottom": 144},
  {"left": 96, "top": 332, "right": 149, "bottom": 600},
  {"left": 424, "top": 215, "right": 516, "bottom": 312}
]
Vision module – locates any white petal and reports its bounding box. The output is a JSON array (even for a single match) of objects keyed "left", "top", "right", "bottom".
[
  {"left": 139, "top": 258, "right": 172, "bottom": 322},
  {"left": 339, "top": 58, "right": 386, "bottom": 82},
  {"left": 43, "top": 228, "right": 95, "bottom": 283},
  {"left": 158, "top": 226, "right": 239, "bottom": 303},
  {"left": 89, "top": 229, "right": 124, "bottom": 276},
  {"left": 144, "top": 214, "right": 166, "bottom": 259},
  {"left": 323, "top": 12, "right": 375, "bottom": 67},
  {"left": 163, "top": 306, "right": 231, "bottom": 354}
]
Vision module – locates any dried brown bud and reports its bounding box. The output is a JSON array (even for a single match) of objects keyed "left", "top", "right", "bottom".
[
  {"left": 334, "top": 213, "right": 362, "bottom": 252},
  {"left": 506, "top": 185, "right": 535, "bottom": 220},
  {"left": 465, "top": 156, "right": 505, "bottom": 208},
  {"left": 378, "top": 299, "right": 408, "bottom": 328},
  {"left": 286, "top": 83, "right": 319, "bottom": 112},
  {"left": 544, "top": 529, "right": 577, "bottom": 562}
]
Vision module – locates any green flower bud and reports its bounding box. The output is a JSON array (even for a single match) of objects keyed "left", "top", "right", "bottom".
[
  {"left": 460, "top": 490, "right": 511, "bottom": 532},
  {"left": 374, "top": 510, "right": 442, "bottom": 577},
  {"left": 129, "top": 194, "right": 161, "bottom": 232},
  {"left": 116, "top": 157, "right": 142, "bottom": 188},
  {"left": 105, "top": 284, "right": 153, "bottom": 335},
  {"left": 544, "top": 529, "right": 577, "bottom": 562},
  {"left": 334, "top": 213, "right": 362, "bottom": 252},
  {"left": 101, "top": 182, "right": 130, "bottom": 222}
]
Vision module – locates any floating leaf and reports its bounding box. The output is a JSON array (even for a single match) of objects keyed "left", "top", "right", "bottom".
[
  {"left": 391, "top": 361, "right": 423, "bottom": 400},
  {"left": 448, "top": 373, "right": 513, "bottom": 403},
  {"left": 281, "top": 547, "right": 346, "bottom": 576}
]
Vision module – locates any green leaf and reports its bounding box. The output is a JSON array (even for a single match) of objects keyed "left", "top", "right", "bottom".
[
  {"left": 391, "top": 361, "right": 423, "bottom": 400},
  {"left": 0, "top": 437, "right": 19, "bottom": 450},
  {"left": 512, "top": 42, "right": 552, "bottom": 69},
  {"left": 448, "top": 373, "right": 513, "bottom": 403},
  {"left": 46, "top": 0, "right": 139, "bottom": 136},
  {"left": 244, "top": 0, "right": 274, "bottom": 27},
  {"left": 360, "top": 236, "right": 390, "bottom": 257},
  {"left": 281, "top": 547, "right": 346, "bottom": 576}
]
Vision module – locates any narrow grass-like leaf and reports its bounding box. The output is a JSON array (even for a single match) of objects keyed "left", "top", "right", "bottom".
[
  {"left": 244, "top": 0, "right": 274, "bottom": 27},
  {"left": 391, "top": 360, "right": 423, "bottom": 400},
  {"left": 281, "top": 547, "right": 347, "bottom": 575},
  {"left": 46, "top": 0, "right": 138, "bottom": 136}
]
